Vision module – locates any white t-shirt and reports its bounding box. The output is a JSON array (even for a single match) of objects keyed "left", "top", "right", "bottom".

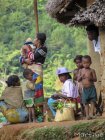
[
  {"left": 62, "top": 79, "right": 79, "bottom": 98},
  {"left": 93, "top": 36, "right": 100, "bottom": 53}
]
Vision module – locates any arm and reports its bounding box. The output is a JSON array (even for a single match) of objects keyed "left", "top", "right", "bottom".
[
  {"left": 73, "top": 70, "right": 77, "bottom": 81},
  {"left": 34, "top": 47, "right": 47, "bottom": 60},
  {"left": 77, "top": 69, "right": 83, "bottom": 82},
  {"left": 91, "top": 69, "right": 97, "bottom": 82}
]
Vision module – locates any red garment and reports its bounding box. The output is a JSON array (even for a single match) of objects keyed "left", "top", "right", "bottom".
[{"left": 35, "top": 89, "right": 43, "bottom": 98}]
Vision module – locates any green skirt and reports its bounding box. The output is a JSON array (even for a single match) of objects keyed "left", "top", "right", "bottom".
[{"left": 82, "top": 85, "right": 97, "bottom": 104}]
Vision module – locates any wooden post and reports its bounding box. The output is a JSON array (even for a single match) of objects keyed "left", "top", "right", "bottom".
[
  {"left": 34, "top": 0, "right": 39, "bottom": 33},
  {"left": 87, "top": 40, "right": 101, "bottom": 95},
  {"left": 86, "top": 0, "right": 101, "bottom": 95},
  {"left": 99, "top": 27, "right": 105, "bottom": 99}
]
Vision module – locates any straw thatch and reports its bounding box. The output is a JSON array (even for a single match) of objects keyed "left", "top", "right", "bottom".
[
  {"left": 46, "top": 0, "right": 105, "bottom": 27},
  {"left": 46, "top": 0, "right": 86, "bottom": 24},
  {"left": 69, "top": 0, "right": 105, "bottom": 26}
]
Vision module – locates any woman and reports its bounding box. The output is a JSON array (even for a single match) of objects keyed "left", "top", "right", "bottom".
[
  {"left": 0, "top": 75, "right": 28, "bottom": 124},
  {"left": 28, "top": 33, "right": 47, "bottom": 76},
  {"left": 48, "top": 67, "right": 79, "bottom": 117}
]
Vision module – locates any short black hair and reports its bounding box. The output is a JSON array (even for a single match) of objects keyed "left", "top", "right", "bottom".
[
  {"left": 36, "top": 33, "right": 46, "bottom": 45},
  {"left": 74, "top": 55, "right": 83, "bottom": 63},
  {"left": 23, "top": 69, "right": 33, "bottom": 79},
  {"left": 6, "top": 75, "right": 20, "bottom": 87},
  {"left": 86, "top": 24, "right": 99, "bottom": 35},
  {"left": 83, "top": 55, "right": 92, "bottom": 63}
]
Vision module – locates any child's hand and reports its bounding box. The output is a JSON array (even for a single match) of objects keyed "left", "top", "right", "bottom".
[
  {"left": 51, "top": 94, "right": 60, "bottom": 99},
  {"left": 24, "top": 59, "right": 32, "bottom": 65}
]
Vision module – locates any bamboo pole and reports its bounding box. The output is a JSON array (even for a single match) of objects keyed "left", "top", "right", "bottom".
[{"left": 34, "top": 0, "right": 39, "bottom": 33}]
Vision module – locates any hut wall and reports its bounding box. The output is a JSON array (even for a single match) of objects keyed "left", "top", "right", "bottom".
[
  {"left": 86, "top": 0, "right": 101, "bottom": 95},
  {"left": 87, "top": 40, "right": 101, "bottom": 95},
  {"left": 99, "top": 28, "right": 105, "bottom": 99}
]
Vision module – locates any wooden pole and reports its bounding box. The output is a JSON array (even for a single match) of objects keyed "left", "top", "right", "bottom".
[
  {"left": 87, "top": 0, "right": 101, "bottom": 95},
  {"left": 34, "top": 0, "right": 39, "bottom": 33}
]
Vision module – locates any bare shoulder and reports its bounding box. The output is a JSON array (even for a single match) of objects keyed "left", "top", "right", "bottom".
[
  {"left": 80, "top": 68, "right": 84, "bottom": 72},
  {"left": 91, "top": 68, "right": 96, "bottom": 73}
]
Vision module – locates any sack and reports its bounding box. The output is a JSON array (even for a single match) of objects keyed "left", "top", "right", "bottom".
[
  {"left": 5, "top": 108, "right": 28, "bottom": 123},
  {"left": 54, "top": 107, "right": 75, "bottom": 122}
]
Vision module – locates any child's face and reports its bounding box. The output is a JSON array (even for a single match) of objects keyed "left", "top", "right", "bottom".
[
  {"left": 82, "top": 58, "right": 91, "bottom": 68},
  {"left": 75, "top": 59, "right": 83, "bottom": 69},
  {"left": 26, "top": 73, "right": 33, "bottom": 81},
  {"left": 58, "top": 74, "right": 67, "bottom": 83}
]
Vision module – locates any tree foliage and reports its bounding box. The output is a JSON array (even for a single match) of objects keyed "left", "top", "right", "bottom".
[{"left": 0, "top": 0, "right": 87, "bottom": 95}]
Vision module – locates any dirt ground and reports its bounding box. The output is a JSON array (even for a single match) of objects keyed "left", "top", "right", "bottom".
[{"left": 0, "top": 113, "right": 105, "bottom": 140}]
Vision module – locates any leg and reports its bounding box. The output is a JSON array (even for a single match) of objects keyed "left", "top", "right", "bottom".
[
  {"left": 0, "top": 101, "right": 11, "bottom": 124},
  {"left": 90, "top": 101, "right": 95, "bottom": 118},
  {"left": 31, "top": 107, "right": 36, "bottom": 122},
  {"left": 81, "top": 103, "right": 85, "bottom": 116},
  {"left": 47, "top": 98, "right": 56, "bottom": 117},
  {"left": 85, "top": 103, "right": 90, "bottom": 119},
  {"left": 0, "top": 101, "right": 10, "bottom": 112},
  {"left": 28, "top": 108, "right": 32, "bottom": 122}
]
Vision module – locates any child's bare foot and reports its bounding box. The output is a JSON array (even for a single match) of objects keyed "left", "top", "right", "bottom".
[
  {"left": 90, "top": 115, "right": 96, "bottom": 119},
  {"left": 32, "top": 119, "right": 36, "bottom": 122},
  {"left": 29, "top": 118, "right": 32, "bottom": 123},
  {"left": 86, "top": 116, "right": 91, "bottom": 120}
]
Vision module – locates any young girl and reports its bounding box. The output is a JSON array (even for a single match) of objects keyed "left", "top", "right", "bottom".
[
  {"left": 48, "top": 67, "right": 79, "bottom": 117},
  {"left": 78, "top": 55, "right": 97, "bottom": 119},
  {"left": 23, "top": 69, "right": 44, "bottom": 122},
  {"left": 73, "top": 55, "right": 83, "bottom": 82},
  {"left": 73, "top": 55, "right": 84, "bottom": 115}
]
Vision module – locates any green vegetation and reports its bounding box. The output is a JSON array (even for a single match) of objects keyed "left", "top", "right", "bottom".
[
  {"left": 0, "top": 0, "right": 87, "bottom": 95},
  {"left": 19, "top": 121, "right": 105, "bottom": 140}
]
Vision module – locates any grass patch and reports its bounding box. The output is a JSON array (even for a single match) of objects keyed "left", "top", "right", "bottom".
[{"left": 19, "top": 121, "right": 105, "bottom": 140}]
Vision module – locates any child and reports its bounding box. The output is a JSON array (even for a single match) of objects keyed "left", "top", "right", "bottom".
[
  {"left": 20, "top": 38, "right": 36, "bottom": 68},
  {"left": 73, "top": 55, "right": 84, "bottom": 115},
  {"left": 48, "top": 67, "right": 79, "bottom": 117},
  {"left": 78, "top": 55, "right": 97, "bottom": 119},
  {"left": 23, "top": 69, "right": 44, "bottom": 122},
  {"left": 73, "top": 55, "right": 83, "bottom": 82}
]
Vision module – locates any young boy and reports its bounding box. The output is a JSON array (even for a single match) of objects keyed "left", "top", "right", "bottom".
[
  {"left": 23, "top": 69, "right": 44, "bottom": 122},
  {"left": 78, "top": 55, "right": 97, "bottom": 119}
]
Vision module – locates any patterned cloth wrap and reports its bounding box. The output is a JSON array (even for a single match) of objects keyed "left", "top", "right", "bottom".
[
  {"left": 33, "top": 73, "right": 44, "bottom": 104},
  {"left": 0, "top": 101, "right": 28, "bottom": 123},
  {"left": 23, "top": 72, "right": 44, "bottom": 107}
]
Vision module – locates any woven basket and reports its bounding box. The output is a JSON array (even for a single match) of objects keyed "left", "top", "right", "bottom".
[{"left": 54, "top": 107, "right": 75, "bottom": 122}]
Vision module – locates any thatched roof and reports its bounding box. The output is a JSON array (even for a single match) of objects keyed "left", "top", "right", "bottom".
[
  {"left": 70, "top": 0, "right": 105, "bottom": 26},
  {"left": 46, "top": 0, "right": 105, "bottom": 27},
  {"left": 46, "top": 0, "right": 86, "bottom": 24}
]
